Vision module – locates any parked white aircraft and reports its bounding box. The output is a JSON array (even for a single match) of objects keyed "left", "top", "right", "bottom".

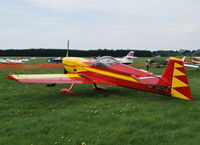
[
  {"left": 48, "top": 57, "right": 62, "bottom": 63},
  {"left": 0, "top": 58, "right": 7, "bottom": 63},
  {"left": 191, "top": 57, "right": 200, "bottom": 64},
  {"left": 0, "top": 57, "right": 31, "bottom": 64},
  {"left": 115, "top": 51, "right": 136, "bottom": 64},
  {"left": 182, "top": 57, "right": 200, "bottom": 70}
]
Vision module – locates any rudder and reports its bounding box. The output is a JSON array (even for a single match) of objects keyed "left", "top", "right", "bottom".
[{"left": 161, "top": 57, "right": 193, "bottom": 100}]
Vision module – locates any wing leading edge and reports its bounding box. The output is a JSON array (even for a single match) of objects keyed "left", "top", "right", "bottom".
[
  {"left": 7, "top": 73, "right": 118, "bottom": 86},
  {"left": 7, "top": 74, "right": 93, "bottom": 84}
]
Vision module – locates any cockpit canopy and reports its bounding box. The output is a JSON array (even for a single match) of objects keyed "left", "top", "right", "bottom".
[{"left": 93, "top": 56, "right": 120, "bottom": 68}]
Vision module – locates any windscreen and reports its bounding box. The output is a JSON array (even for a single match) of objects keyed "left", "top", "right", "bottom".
[{"left": 93, "top": 56, "right": 120, "bottom": 68}]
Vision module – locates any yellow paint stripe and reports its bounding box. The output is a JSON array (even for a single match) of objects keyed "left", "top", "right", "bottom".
[
  {"left": 172, "top": 77, "right": 188, "bottom": 87},
  {"left": 169, "top": 57, "right": 182, "bottom": 62},
  {"left": 173, "top": 68, "right": 185, "bottom": 76},
  {"left": 13, "top": 74, "right": 79, "bottom": 79},
  {"left": 174, "top": 63, "right": 183, "bottom": 68},
  {"left": 171, "top": 88, "right": 191, "bottom": 100},
  {"left": 86, "top": 67, "right": 139, "bottom": 83}
]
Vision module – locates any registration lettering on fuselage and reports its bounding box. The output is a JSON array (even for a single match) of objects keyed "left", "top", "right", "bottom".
[{"left": 148, "top": 84, "right": 170, "bottom": 92}]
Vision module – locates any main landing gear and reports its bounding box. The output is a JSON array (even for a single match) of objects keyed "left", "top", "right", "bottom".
[
  {"left": 93, "top": 83, "right": 106, "bottom": 91},
  {"left": 61, "top": 83, "right": 106, "bottom": 95},
  {"left": 61, "top": 83, "right": 75, "bottom": 94}
]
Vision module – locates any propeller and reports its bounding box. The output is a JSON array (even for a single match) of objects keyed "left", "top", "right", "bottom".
[
  {"left": 64, "top": 40, "right": 70, "bottom": 74},
  {"left": 47, "top": 40, "right": 69, "bottom": 87},
  {"left": 66, "top": 40, "right": 69, "bottom": 57}
]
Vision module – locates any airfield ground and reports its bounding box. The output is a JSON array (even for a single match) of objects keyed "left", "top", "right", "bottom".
[{"left": 0, "top": 57, "right": 200, "bottom": 145}]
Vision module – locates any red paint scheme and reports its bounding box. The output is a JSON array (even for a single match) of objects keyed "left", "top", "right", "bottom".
[{"left": 82, "top": 70, "right": 170, "bottom": 96}]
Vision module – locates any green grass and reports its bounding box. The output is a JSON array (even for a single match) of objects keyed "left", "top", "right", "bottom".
[{"left": 0, "top": 57, "right": 200, "bottom": 145}]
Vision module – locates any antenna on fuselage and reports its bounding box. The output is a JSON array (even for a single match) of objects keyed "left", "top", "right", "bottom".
[{"left": 66, "top": 40, "right": 69, "bottom": 57}]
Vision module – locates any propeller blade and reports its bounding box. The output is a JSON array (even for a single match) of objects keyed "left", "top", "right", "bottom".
[{"left": 66, "top": 40, "right": 69, "bottom": 57}]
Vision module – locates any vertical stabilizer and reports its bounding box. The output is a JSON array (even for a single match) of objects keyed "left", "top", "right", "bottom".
[
  {"left": 161, "top": 57, "right": 193, "bottom": 100},
  {"left": 126, "top": 51, "right": 134, "bottom": 58}
]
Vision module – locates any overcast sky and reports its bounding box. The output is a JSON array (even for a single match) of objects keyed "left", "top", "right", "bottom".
[{"left": 0, "top": 0, "right": 200, "bottom": 50}]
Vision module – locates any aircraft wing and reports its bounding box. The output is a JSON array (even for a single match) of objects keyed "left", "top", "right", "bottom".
[
  {"left": 7, "top": 74, "right": 93, "bottom": 84},
  {"left": 184, "top": 64, "right": 199, "bottom": 68}
]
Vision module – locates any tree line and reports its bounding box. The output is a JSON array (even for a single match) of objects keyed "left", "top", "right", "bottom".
[
  {"left": 0, "top": 49, "right": 151, "bottom": 57},
  {"left": 0, "top": 48, "right": 199, "bottom": 57}
]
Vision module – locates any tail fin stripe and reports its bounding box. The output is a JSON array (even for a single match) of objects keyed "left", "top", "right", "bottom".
[
  {"left": 174, "top": 87, "right": 192, "bottom": 99},
  {"left": 176, "top": 67, "right": 186, "bottom": 74},
  {"left": 175, "top": 76, "right": 189, "bottom": 84},
  {"left": 171, "top": 89, "right": 191, "bottom": 100},
  {"left": 174, "top": 63, "right": 183, "bottom": 68},
  {"left": 172, "top": 77, "right": 189, "bottom": 87},
  {"left": 173, "top": 68, "right": 185, "bottom": 76}
]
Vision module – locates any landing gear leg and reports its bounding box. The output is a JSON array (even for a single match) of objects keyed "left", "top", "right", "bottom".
[
  {"left": 61, "top": 83, "right": 75, "bottom": 94},
  {"left": 93, "top": 83, "right": 106, "bottom": 91},
  {"left": 64, "top": 69, "right": 68, "bottom": 74}
]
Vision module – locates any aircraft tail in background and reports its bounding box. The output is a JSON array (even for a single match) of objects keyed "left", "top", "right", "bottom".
[
  {"left": 115, "top": 51, "right": 135, "bottom": 64},
  {"left": 125, "top": 51, "right": 134, "bottom": 58}
]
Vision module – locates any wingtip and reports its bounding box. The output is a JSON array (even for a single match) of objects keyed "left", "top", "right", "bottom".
[{"left": 7, "top": 75, "right": 18, "bottom": 81}]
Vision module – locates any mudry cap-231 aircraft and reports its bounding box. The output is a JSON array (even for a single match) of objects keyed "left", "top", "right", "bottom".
[{"left": 7, "top": 44, "right": 193, "bottom": 100}]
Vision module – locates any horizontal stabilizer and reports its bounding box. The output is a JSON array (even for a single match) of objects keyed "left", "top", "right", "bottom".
[{"left": 131, "top": 75, "right": 160, "bottom": 84}]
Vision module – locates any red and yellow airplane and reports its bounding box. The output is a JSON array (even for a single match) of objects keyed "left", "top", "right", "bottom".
[{"left": 7, "top": 56, "right": 193, "bottom": 100}]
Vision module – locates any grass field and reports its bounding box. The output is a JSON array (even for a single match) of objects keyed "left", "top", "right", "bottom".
[{"left": 0, "top": 57, "right": 200, "bottom": 145}]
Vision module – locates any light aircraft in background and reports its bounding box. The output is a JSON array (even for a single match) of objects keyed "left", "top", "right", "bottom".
[
  {"left": 191, "top": 57, "right": 200, "bottom": 64},
  {"left": 48, "top": 57, "right": 62, "bottom": 63},
  {"left": 0, "top": 58, "right": 24, "bottom": 64},
  {"left": 115, "top": 51, "right": 136, "bottom": 64},
  {"left": 0, "top": 58, "right": 7, "bottom": 64},
  {"left": 182, "top": 56, "right": 200, "bottom": 70},
  {"left": 7, "top": 52, "right": 193, "bottom": 100},
  {"left": 0, "top": 57, "right": 34, "bottom": 64}
]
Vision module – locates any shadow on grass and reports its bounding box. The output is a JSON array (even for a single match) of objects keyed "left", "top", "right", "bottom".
[{"left": 15, "top": 83, "right": 173, "bottom": 105}]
